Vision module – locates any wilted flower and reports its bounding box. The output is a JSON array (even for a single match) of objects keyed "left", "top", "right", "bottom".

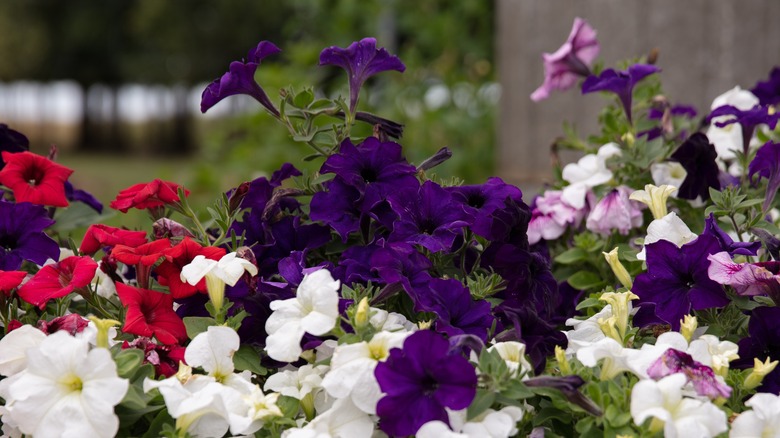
[{"left": 646, "top": 348, "right": 731, "bottom": 399}]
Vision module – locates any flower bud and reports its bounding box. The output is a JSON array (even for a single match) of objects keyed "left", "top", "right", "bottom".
[
  {"left": 354, "top": 297, "right": 370, "bottom": 329},
  {"left": 597, "top": 315, "right": 621, "bottom": 343},
  {"left": 680, "top": 315, "right": 698, "bottom": 343},
  {"left": 86, "top": 316, "right": 120, "bottom": 349},
  {"left": 599, "top": 290, "right": 638, "bottom": 342},
  {"left": 602, "top": 247, "right": 633, "bottom": 289},
  {"left": 630, "top": 184, "right": 677, "bottom": 220},
  {"left": 744, "top": 357, "right": 779, "bottom": 390},
  {"left": 555, "top": 345, "right": 571, "bottom": 375}
]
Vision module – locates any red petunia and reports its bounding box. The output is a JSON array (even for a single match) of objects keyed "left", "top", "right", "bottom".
[
  {"left": 110, "top": 179, "right": 190, "bottom": 213},
  {"left": 112, "top": 238, "right": 171, "bottom": 266},
  {"left": 0, "top": 151, "right": 74, "bottom": 207},
  {"left": 79, "top": 224, "right": 148, "bottom": 255},
  {"left": 116, "top": 282, "right": 186, "bottom": 345},
  {"left": 156, "top": 237, "right": 226, "bottom": 299},
  {"left": 38, "top": 314, "right": 90, "bottom": 335},
  {"left": 0, "top": 270, "right": 27, "bottom": 296},
  {"left": 17, "top": 256, "right": 98, "bottom": 308}
]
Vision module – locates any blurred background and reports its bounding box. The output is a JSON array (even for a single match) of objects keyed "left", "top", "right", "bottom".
[{"left": 1, "top": 0, "right": 777, "bottom": 215}]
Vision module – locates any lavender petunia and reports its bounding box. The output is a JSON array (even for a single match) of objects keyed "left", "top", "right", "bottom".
[
  {"left": 375, "top": 330, "right": 477, "bottom": 436},
  {"left": 200, "top": 41, "right": 281, "bottom": 115},
  {"left": 0, "top": 201, "right": 60, "bottom": 270},
  {"left": 706, "top": 105, "right": 780, "bottom": 155},
  {"left": 751, "top": 66, "right": 780, "bottom": 106},
  {"left": 319, "top": 37, "right": 405, "bottom": 113},
  {"left": 387, "top": 181, "right": 470, "bottom": 253},
  {"left": 530, "top": 17, "right": 599, "bottom": 102},
  {"left": 708, "top": 251, "right": 780, "bottom": 303},
  {"left": 749, "top": 141, "right": 780, "bottom": 212},
  {"left": 582, "top": 64, "right": 660, "bottom": 123},
  {"left": 647, "top": 348, "right": 731, "bottom": 399},
  {"left": 633, "top": 234, "right": 728, "bottom": 330},
  {"left": 670, "top": 133, "right": 720, "bottom": 201}
]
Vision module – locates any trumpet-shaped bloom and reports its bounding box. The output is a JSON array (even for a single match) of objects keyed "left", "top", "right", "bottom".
[
  {"left": 0, "top": 200, "right": 59, "bottom": 270},
  {"left": 78, "top": 224, "right": 147, "bottom": 255},
  {"left": 670, "top": 133, "right": 720, "bottom": 201},
  {"left": 17, "top": 255, "right": 98, "bottom": 308},
  {"left": 264, "top": 269, "right": 340, "bottom": 362},
  {"left": 561, "top": 143, "right": 621, "bottom": 208},
  {"left": 0, "top": 151, "right": 73, "bottom": 207},
  {"left": 263, "top": 364, "right": 329, "bottom": 401},
  {"left": 116, "top": 282, "right": 187, "bottom": 345},
  {"left": 730, "top": 393, "right": 780, "bottom": 437},
  {"left": 159, "top": 239, "right": 227, "bottom": 299},
  {"left": 2, "top": 331, "right": 128, "bottom": 438},
  {"left": 530, "top": 17, "right": 599, "bottom": 102},
  {"left": 110, "top": 179, "right": 189, "bottom": 213},
  {"left": 0, "top": 269, "right": 26, "bottom": 296},
  {"left": 708, "top": 251, "right": 780, "bottom": 302},
  {"left": 180, "top": 252, "right": 258, "bottom": 287},
  {"left": 630, "top": 373, "right": 727, "bottom": 438},
  {"left": 705, "top": 86, "right": 760, "bottom": 160},
  {"left": 582, "top": 64, "right": 660, "bottom": 123},
  {"left": 319, "top": 37, "right": 405, "bottom": 113},
  {"left": 185, "top": 326, "right": 240, "bottom": 381},
  {"left": 201, "top": 41, "right": 281, "bottom": 115},
  {"left": 488, "top": 342, "right": 533, "bottom": 378},
  {"left": 586, "top": 186, "right": 643, "bottom": 236}
]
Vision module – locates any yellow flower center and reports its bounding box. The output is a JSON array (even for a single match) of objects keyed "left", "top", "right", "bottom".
[{"left": 60, "top": 373, "right": 83, "bottom": 392}]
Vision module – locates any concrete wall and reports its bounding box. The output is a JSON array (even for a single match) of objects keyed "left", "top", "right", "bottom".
[{"left": 497, "top": 0, "right": 780, "bottom": 189}]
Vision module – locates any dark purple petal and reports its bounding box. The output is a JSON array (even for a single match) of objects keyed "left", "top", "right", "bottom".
[
  {"left": 582, "top": 64, "right": 660, "bottom": 123},
  {"left": 319, "top": 37, "right": 405, "bottom": 113},
  {"left": 65, "top": 181, "right": 103, "bottom": 213},
  {"left": 0, "top": 201, "right": 59, "bottom": 269},
  {"left": 670, "top": 133, "right": 720, "bottom": 201},
  {"left": 703, "top": 213, "right": 760, "bottom": 256},
  {"left": 734, "top": 306, "right": 780, "bottom": 394},
  {"left": 749, "top": 141, "right": 780, "bottom": 211},
  {"left": 751, "top": 67, "right": 780, "bottom": 106}
]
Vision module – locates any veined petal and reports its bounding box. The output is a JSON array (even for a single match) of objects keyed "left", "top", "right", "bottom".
[{"left": 185, "top": 326, "right": 241, "bottom": 377}]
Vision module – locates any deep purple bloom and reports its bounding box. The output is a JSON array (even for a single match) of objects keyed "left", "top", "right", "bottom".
[
  {"left": 751, "top": 67, "right": 780, "bottom": 106},
  {"left": 531, "top": 17, "right": 599, "bottom": 102},
  {"left": 703, "top": 213, "right": 760, "bottom": 256},
  {"left": 706, "top": 105, "right": 780, "bottom": 155},
  {"left": 375, "top": 330, "right": 477, "bottom": 436},
  {"left": 388, "top": 181, "right": 470, "bottom": 253},
  {"left": 447, "top": 177, "right": 529, "bottom": 242},
  {"left": 371, "top": 242, "right": 433, "bottom": 305},
  {"left": 494, "top": 303, "right": 567, "bottom": 374},
  {"left": 648, "top": 104, "right": 698, "bottom": 120},
  {"left": 633, "top": 234, "right": 728, "bottom": 330},
  {"left": 319, "top": 37, "right": 405, "bottom": 113},
  {"left": 200, "top": 41, "right": 281, "bottom": 115},
  {"left": 582, "top": 64, "right": 660, "bottom": 123},
  {"left": 420, "top": 278, "right": 495, "bottom": 342},
  {"left": 0, "top": 201, "right": 60, "bottom": 270},
  {"left": 670, "top": 133, "right": 720, "bottom": 201},
  {"left": 65, "top": 181, "right": 103, "bottom": 213},
  {"left": 310, "top": 179, "right": 363, "bottom": 240},
  {"left": 647, "top": 348, "right": 731, "bottom": 399},
  {"left": 749, "top": 141, "right": 780, "bottom": 212},
  {"left": 0, "top": 124, "right": 29, "bottom": 169},
  {"left": 417, "top": 147, "right": 452, "bottom": 172},
  {"left": 734, "top": 306, "right": 780, "bottom": 394}
]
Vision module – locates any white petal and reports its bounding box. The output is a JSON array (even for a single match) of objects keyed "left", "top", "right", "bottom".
[
  {"left": 0, "top": 325, "right": 46, "bottom": 376},
  {"left": 186, "top": 326, "right": 241, "bottom": 376},
  {"left": 265, "top": 321, "right": 305, "bottom": 363},
  {"left": 181, "top": 255, "right": 218, "bottom": 285}
]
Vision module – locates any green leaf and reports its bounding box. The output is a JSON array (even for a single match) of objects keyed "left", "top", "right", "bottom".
[
  {"left": 575, "top": 297, "right": 602, "bottom": 311},
  {"left": 233, "top": 344, "right": 267, "bottom": 376},
  {"left": 293, "top": 88, "right": 314, "bottom": 108},
  {"left": 141, "top": 409, "right": 174, "bottom": 438},
  {"left": 554, "top": 248, "right": 588, "bottom": 265},
  {"left": 114, "top": 348, "right": 145, "bottom": 378},
  {"left": 183, "top": 316, "right": 217, "bottom": 339},
  {"left": 567, "top": 271, "right": 604, "bottom": 290}
]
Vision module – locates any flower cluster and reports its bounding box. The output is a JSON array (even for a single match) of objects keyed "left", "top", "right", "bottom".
[{"left": 1, "top": 19, "right": 780, "bottom": 438}]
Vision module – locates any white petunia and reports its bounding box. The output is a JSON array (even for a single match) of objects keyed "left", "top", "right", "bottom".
[
  {"left": 181, "top": 252, "right": 258, "bottom": 311},
  {"left": 637, "top": 212, "right": 697, "bottom": 260},
  {"left": 265, "top": 269, "right": 341, "bottom": 362},
  {"left": 730, "top": 393, "right": 780, "bottom": 437},
  {"left": 321, "top": 331, "right": 410, "bottom": 414},
  {"left": 687, "top": 334, "right": 739, "bottom": 375},
  {"left": 418, "top": 406, "right": 526, "bottom": 438},
  {"left": 631, "top": 373, "right": 727, "bottom": 438},
  {"left": 487, "top": 342, "right": 533, "bottom": 378},
  {"left": 185, "top": 325, "right": 241, "bottom": 381},
  {"left": 650, "top": 163, "right": 686, "bottom": 196},
  {"left": 264, "top": 364, "right": 329, "bottom": 401},
  {"left": 706, "top": 86, "right": 759, "bottom": 160},
  {"left": 561, "top": 143, "right": 621, "bottom": 209},
  {"left": 4, "top": 331, "right": 128, "bottom": 438},
  {"left": 564, "top": 304, "right": 612, "bottom": 355},
  {"left": 282, "top": 397, "right": 374, "bottom": 438},
  {"left": 576, "top": 337, "right": 638, "bottom": 380},
  {"left": 0, "top": 324, "right": 46, "bottom": 377},
  {"left": 627, "top": 331, "right": 689, "bottom": 379}
]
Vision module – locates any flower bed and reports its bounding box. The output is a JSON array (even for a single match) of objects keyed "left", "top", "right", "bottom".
[{"left": 1, "top": 19, "right": 780, "bottom": 438}]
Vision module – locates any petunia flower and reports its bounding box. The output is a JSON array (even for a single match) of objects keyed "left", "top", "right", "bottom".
[
  {"left": 636, "top": 212, "right": 697, "bottom": 260},
  {"left": 582, "top": 64, "right": 660, "bottom": 124},
  {"left": 417, "top": 406, "right": 526, "bottom": 438},
  {"left": 687, "top": 334, "right": 739, "bottom": 377},
  {"left": 0, "top": 151, "right": 73, "bottom": 207},
  {"left": 263, "top": 363, "right": 329, "bottom": 401},
  {"left": 374, "top": 330, "right": 478, "bottom": 436},
  {"left": 702, "top": 213, "right": 761, "bottom": 256},
  {"left": 531, "top": 17, "right": 599, "bottom": 101},
  {"left": 646, "top": 348, "right": 731, "bottom": 399},
  {"left": 17, "top": 255, "right": 98, "bottom": 309},
  {"left": 157, "top": 237, "right": 226, "bottom": 299},
  {"left": 650, "top": 162, "right": 686, "bottom": 194},
  {"left": 0, "top": 269, "right": 26, "bottom": 296},
  {"left": 179, "top": 251, "right": 258, "bottom": 311},
  {"left": 706, "top": 104, "right": 780, "bottom": 156},
  {"left": 630, "top": 373, "right": 727, "bottom": 438},
  {"left": 633, "top": 235, "right": 728, "bottom": 330},
  {"left": 561, "top": 142, "right": 621, "bottom": 208},
  {"left": 37, "top": 314, "right": 90, "bottom": 336},
  {"left": 0, "top": 324, "right": 46, "bottom": 377},
  {"left": 751, "top": 66, "right": 780, "bottom": 106},
  {"left": 419, "top": 278, "right": 495, "bottom": 342},
  {"left": 116, "top": 282, "right": 187, "bottom": 345},
  {"left": 629, "top": 184, "right": 677, "bottom": 220},
  {"left": 319, "top": 37, "right": 406, "bottom": 113},
  {"left": 2, "top": 331, "right": 128, "bottom": 438},
  {"left": 730, "top": 393, "right": 780, "bottom": 437},
  {"left": 669, "top": 133, "right": 720, "bottom": 201},
  {"left": 527, "top": 190, "right": 585, "bottom": 244},
  {"left": 109, "top": 179, "right": 189, "bottom": 213},
  {"left": 447, "top": 177, "right": 529, "bottom": 242},
  {"left": 585, "top": 186, "right": 643, "bottom": 236},
  {"left": 705, "top": 86, "right": 760, "bottom": 160},
  {"left": 79, "top": 223, "right": 148, "bottom": 255},
  {"left": 283, "top": 397, "right": 375, "bottom": 438},
  {"left": 200, "top": 41, "right": 281, "bottom": 115},
  {"left": 707, "top": 251, "right": 780, "bottom": 302},
  {"left": 264, "top": 268, "right": 340, "bottom": 362},
  {"left": 749, "top": 140, "right": 780, "bottom": 212},
  {"left": 184, "top": 326, "right": 240, "bottom": 382}
]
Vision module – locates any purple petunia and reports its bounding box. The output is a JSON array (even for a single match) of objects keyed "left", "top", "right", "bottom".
[
  {"left": 706, "top": 105, "right": 780, "bottom": 155},
  {"left": 200, "top": 41, "right": 281, "bottom": 115},
  {"left": 447, "top": 177, "right": 529, "bottom": 242},
  {"left": 702, "top": 213, "right": 760, "bottom": 256},
  {"left": 582, "top": 64, "right": 660, "bottom": 123},
  {"left": 734, "top": 306, "right": 780, "bottom": 394},
  {"left": 530, "top": 17, "right": 599, "bottom": 102},
  {"left": 751, "top": 66, "right": 780, "bottom": 106},
  {"left": 319, "top": 37, "right": 405, "bottom": 114},
  {"left": 420, "top": 278, "right": 495, "bottom": 342},
  {"left": 375, "top": 330, "right": 477, "bottom": 436},
  {"left": 0, "top": 200, "right": 60, "bottom": 270},
  {"left": 749, "top": 140, "right": 780, "bottom": 212},
  {"left": 65, "top": 181, "right": 103, "bottom": 214},
  {"left": 633, "top": 234, "right": 728, "bottom": 330},
  {"left": 387, "top": 181, "right": 470, "bottom": 253},
  {"left": 670, "top": 133, "right": 720, "bottom": 201},
  {"left": 647, "top": 348, "right": 731, "bottom": 399}
]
